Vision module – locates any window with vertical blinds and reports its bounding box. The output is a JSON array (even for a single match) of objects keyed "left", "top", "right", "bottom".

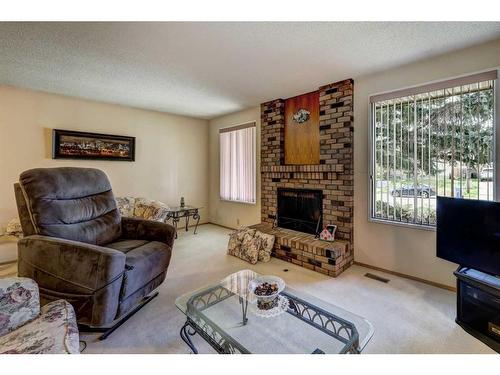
[
  {"left": 370, "top": 70, "right": 497, "bottom": 227},
  {"left": 220, "top": 122, "right": 256, "bottom": 204}
]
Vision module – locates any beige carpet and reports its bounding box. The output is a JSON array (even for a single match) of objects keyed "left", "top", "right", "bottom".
[{"left": 80, "top": 224, "right": 494, "bottom": 354}]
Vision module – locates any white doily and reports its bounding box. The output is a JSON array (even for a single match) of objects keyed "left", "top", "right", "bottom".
[{"left": 250, "top": 295, "right": 289, "bottom": 318}]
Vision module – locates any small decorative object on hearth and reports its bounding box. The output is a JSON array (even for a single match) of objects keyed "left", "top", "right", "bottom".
[
  {"left": 319, "top": 224, "right": 337, "bottom": 242},
  {"left": 248, "top": 275, "right": 285, "bottom": 312},
  {"left": 292, "top": 108, "right": 310, "bottom": 124},
  {"left": 180, "top": 197, "right": 185, "bottom": 208}
]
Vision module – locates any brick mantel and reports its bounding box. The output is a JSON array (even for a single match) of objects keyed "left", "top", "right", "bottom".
[{"left": 259, "top": 79, "right": 354, "bottom": 277}]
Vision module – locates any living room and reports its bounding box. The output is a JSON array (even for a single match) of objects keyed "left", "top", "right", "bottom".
[{"left": 1, "top": 1, "right": 500, "bottom": 373}]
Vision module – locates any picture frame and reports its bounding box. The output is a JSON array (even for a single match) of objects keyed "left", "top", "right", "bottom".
[{"left": 52, "top": 129, "right": 135, "bottom": 161}]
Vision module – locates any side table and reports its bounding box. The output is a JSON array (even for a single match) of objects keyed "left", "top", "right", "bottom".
[{"left": 165, "top": 206, "right": 201, "bottom": 239}]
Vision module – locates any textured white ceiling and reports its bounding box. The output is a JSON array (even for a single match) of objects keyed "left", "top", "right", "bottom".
[{"left": 1, "top": 22, "right": 500, "bottom": 119}]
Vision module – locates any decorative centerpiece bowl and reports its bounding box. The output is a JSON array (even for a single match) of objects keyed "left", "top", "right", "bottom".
[{"left": 248, "top": 275, "right": 285, "bottom": 311}]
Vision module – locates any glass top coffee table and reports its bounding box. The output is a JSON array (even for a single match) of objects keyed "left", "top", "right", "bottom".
[{"left": 175, "top": 270, "right": 374, "bottom": 354}]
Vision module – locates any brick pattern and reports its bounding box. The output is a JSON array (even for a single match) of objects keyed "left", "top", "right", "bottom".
[
  {"left": 250, "top": 223, "right": 353, "bottom": 277},
  {"left": 318, "top": 79, "right": 354, "bottom": 242},
  {"left": 259, "top": 79, "right": 354, "bottom": 278},
  {"left": 261, "top": 99, "right": 285, "bottom": 167}
]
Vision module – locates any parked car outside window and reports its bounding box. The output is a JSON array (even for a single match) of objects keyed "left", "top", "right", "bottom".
[
  {"left": 480, "top": 167, "right": 493, "bottom": 181},
  {"left": 391, "top": 184, "right": 437, "bottom": 198}
]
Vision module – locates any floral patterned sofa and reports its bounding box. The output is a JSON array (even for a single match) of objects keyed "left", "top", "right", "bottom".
[
  {"left": 0, "top": 277, "right": 79, "bottom": 354},
  {"left": 115, "top": 197, "right": 171, "bottom": 222}
]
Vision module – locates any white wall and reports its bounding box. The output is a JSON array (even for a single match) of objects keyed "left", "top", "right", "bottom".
[
  {"left": 354, "top": 39, "right": 500, "bottom": 287},
  {"left": 208, "top": 107, "right": 261, "bottom": 228},
  {"left": 0, "top": 86, "right": 209, "bottom": 228}
]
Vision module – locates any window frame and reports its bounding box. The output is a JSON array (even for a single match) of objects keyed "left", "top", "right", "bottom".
[
  {"left": 368, "top": 69, "right": 499, "bottom": 231},
  {"left": 219, "top": 121, "right": 257, "bottom": 205}
]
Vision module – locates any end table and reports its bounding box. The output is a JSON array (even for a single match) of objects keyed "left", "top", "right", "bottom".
[{"left": 165, "top": 206, "right": 201, "bottom": 239}]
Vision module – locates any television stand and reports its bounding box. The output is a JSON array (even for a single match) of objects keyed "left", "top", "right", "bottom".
[{"left": 454, "top": 267, "right": 500, "bottom": 353}]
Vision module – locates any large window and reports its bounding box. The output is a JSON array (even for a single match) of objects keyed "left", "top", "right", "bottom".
[
  {"left": 220, "top": 122, "right": 256, "bottom": 204},
  {"left": 370, "top": 71, "right": 497, "bottom": 227}
]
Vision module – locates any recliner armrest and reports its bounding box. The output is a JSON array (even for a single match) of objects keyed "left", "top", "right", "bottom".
[
  {"left": 121, "top": 216, "right": 175, "bottom": 248},
  {"left": 17, "top": 235, "right": 126, "bottom": 294}
]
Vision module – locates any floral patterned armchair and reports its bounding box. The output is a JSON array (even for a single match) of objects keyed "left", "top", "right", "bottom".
[{"left": 0, "top": 277, "right": 79, "bottom": 354}]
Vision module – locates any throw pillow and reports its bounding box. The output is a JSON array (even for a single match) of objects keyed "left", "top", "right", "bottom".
[
  {"left": 115, "top": 196, "right": 135, "bottom": 217},
  {"left": 227, "top": 227, "right": 261, "bottom": 264},
  {"left": 238, "top": 236, "right": 261, "bottom": 265},
  {"left": 133, "top": 198, "right": 170, "bottom": 221},
  {"left": 5, "top": 218, "right": 23, "bottom": 238},
  {"left": 254, "top": 230, "right": 275, "bottom": 262},
  {"left": 234, "top": 227, "right": 256, "bottom": 241},
  {"left": 148, "top": 200, "right": 171, "bottom": 222},
  {"left": 133, "top": 198, "right": 155, "bottom": 219},
  {"left": 227, "top": 232, "right": 241, "bottom": 258}
]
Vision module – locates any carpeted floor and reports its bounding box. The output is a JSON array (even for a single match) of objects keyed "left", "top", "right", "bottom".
[{"left": 81, "top": 224, "right": 494, "bottom": 354}]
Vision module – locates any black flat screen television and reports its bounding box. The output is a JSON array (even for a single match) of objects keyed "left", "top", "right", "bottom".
[{"left": 437, "top": 196, "right": 500, "bottom": 277}]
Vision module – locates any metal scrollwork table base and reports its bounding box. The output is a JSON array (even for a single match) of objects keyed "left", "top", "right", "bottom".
[{"left": 165, "top": 206, "right": 201, "bottom": 239}]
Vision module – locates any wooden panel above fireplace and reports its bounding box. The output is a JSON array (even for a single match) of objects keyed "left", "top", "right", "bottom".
[{"left": 284, "top": 91, "right": 319, "bottom": 165}]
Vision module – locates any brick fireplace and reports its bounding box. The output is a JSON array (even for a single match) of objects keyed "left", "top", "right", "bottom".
[{"left": 253, "top": 78, "right": 354, "bottom": 277}]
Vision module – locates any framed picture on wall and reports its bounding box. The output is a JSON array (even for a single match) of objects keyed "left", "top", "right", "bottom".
[{"left": 52, "top": 129, "right": 135, "bottom": 161}]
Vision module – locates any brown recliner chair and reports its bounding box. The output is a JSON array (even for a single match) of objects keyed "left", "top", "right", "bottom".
[{"left": 14, "top": 167, "right": 175, "bottom": 339}]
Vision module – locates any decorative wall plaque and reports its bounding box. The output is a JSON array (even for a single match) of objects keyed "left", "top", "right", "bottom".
[{"left": 292, "top": 108, "right": 311, "bottom": 124}]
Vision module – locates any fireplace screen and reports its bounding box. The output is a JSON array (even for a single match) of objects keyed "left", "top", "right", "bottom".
[{"left": 277, "top": 188, "right": 323, "bottom": 235}]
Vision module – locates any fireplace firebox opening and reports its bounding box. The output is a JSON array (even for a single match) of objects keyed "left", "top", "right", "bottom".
[{"left": 277, "top": 188, "right": 323, "bottom": 235}]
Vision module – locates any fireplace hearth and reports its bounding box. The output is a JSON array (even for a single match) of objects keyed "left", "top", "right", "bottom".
[{"left": 277, "top": 188, "right": 322, "bottom": 235}]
